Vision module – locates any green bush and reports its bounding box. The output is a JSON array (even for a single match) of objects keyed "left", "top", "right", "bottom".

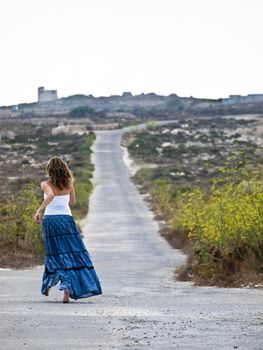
[
  {"left": 0, "top": 132, "right": 96, "bottom": 267},
  {"left": 127, "top": 132, "right": 159, "bottom": 160},
  {"left": 70, "top": 105, "right": 94, "bottom": 117},
  {"left": 0, "top": 183, "right": 43, "bottom": 258},
  {"left": 173, "top": 172, "right": 263, "bottom": 277}
]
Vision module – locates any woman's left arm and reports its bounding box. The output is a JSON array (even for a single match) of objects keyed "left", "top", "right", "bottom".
[
  {"left": 69, "top": 183, "right": 76, "bottom": 206},
  {"left": 34, "top": 182, "right": 55, "bottom": 224}
]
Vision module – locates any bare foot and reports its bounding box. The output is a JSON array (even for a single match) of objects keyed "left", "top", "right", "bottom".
[
  {"left": 63, "top": 289, "right": 70, "bottom": 303},
  {"left": 44, "top": 287, "right": 51, "bottom": 296}
]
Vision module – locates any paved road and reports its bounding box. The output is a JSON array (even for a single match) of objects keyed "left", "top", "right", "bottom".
[{"left": 1, "top": 124, "right": 263, "bottom": 350}]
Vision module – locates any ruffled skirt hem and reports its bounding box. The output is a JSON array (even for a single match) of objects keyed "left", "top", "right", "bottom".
[{"left": 41, "top": 266, "right": 102, "bottom": 300}]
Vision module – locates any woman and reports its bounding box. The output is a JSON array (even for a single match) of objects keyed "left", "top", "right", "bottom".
[{"left": 34, "top": 156, "right": 102, "bottom": 303}]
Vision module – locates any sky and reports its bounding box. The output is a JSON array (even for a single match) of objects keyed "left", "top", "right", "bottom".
[{"left": 0, "top": 0, "right": 262, "bottom": 105}]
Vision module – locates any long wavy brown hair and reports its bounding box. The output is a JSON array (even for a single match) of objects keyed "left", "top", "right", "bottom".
[{"left": 46, "top": 156, "right": 74, "bottom": 190}]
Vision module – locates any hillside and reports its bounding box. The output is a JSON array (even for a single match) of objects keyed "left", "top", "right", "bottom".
[{"left": 1, "top": 92, "right": 263, "bottom": 122}]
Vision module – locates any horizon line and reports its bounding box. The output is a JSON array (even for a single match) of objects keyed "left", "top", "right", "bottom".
[{"left": 2, "top": 90, "right": 263, "bottom": 108}]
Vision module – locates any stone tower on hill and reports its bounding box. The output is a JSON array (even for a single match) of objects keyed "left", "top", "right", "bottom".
[{"left": 38, "top": 86, "right": 57, "bottom": 102}]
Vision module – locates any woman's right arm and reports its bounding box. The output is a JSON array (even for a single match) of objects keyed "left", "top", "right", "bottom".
[{"left": 34, "top": 182, "right": 55, "bottom": 224}]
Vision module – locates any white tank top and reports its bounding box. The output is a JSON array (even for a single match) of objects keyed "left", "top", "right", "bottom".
[{"left": 44, "top": 193, "right": 72, "bottom": 216}]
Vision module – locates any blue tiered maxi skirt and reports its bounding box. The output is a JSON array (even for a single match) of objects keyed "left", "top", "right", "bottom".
[{"left": 41, "top": 214, "right": 102, "bottom": 300}]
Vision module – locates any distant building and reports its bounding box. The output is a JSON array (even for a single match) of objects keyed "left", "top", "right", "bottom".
[
  {"left": 223, "top": 94, "right": 263, "bottom": 105},
  {"left": 246, "top": 94, "right": 263, "bottom": 102},
  {"left": 122, "top": 92, "right": 133, "bottom": 98},
  {"left": 38, "top": 86, "right": 57, "bottom": 102},
  {"left": 11, "top": 105, "right": 18, "bottom": 112}
]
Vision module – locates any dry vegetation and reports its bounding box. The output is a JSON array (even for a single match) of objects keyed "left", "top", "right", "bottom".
[
  {"left": 0, "top": 119, "right": 96, "bottom": 268},
  {"left": 123, "top": 116, "right": 263, "bottom": 286}
]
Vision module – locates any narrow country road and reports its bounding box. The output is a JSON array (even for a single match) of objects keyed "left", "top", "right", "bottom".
[{"left": 1, "top": 124, "right": 263, "bottom": 349}]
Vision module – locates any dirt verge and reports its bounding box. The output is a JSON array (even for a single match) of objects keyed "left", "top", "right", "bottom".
[{"left": 0, "top": 251, "right": 43, "bottom": 269}]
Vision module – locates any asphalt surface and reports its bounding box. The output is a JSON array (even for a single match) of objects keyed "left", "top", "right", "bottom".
[{"left": 1, "top": 123, "right": 263, "bottom": 350}]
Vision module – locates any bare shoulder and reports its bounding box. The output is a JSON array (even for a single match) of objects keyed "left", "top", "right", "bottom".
[
  {"left": 40, "top": 180, "right": 52, "bottom": 191},
  {"left": 40, "top": 180, "right": 47, "bottom": 188}
]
